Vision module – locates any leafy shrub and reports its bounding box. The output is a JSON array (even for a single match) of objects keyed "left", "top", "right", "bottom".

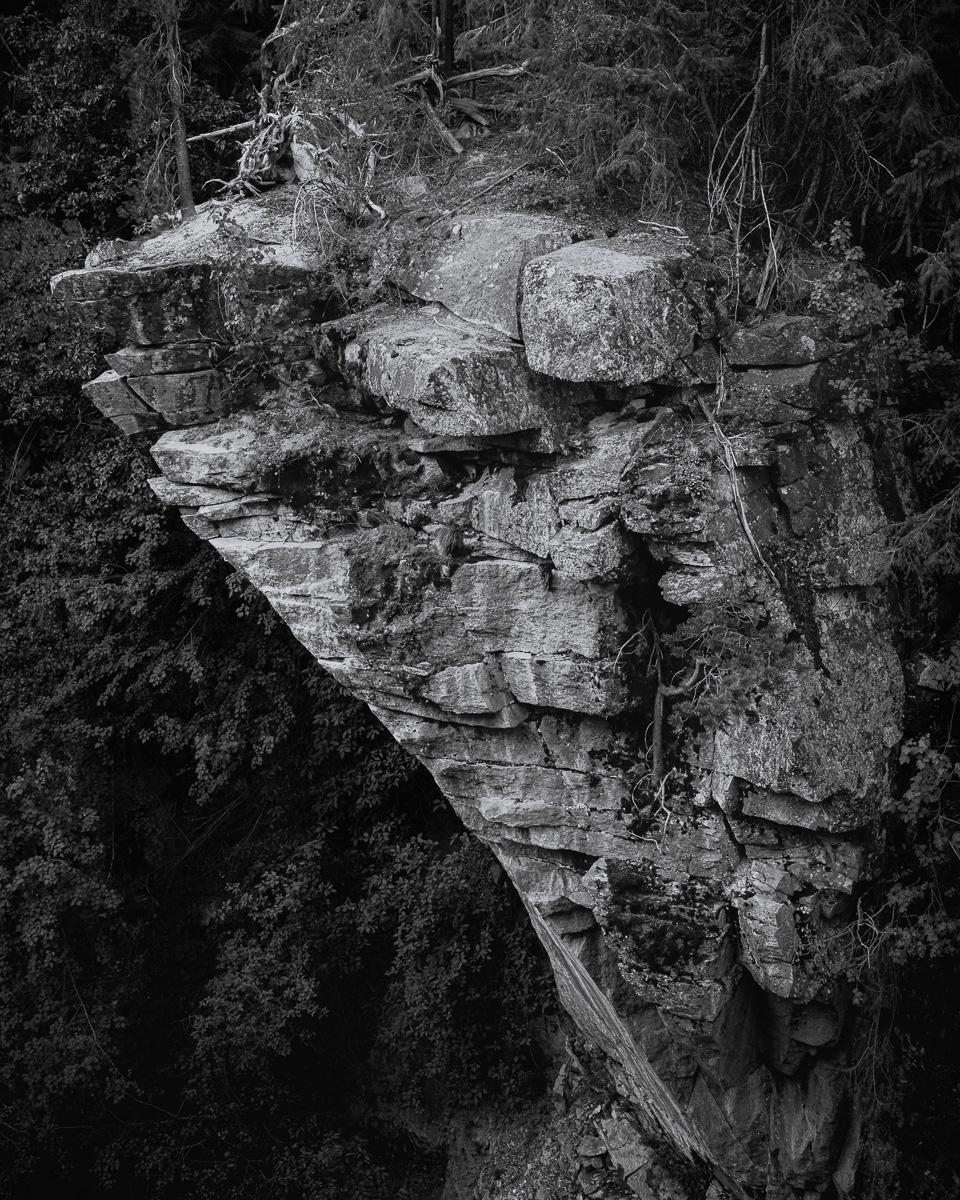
[
  {"left": 0, "top": 419, "right": 556, "bottom": 1193},
  {"left": 0, "top": 758, "right": 129, "bottom": 1173},
  {"left": 365, "top": 834, "right": 553, "bottom": 1112},
  {"left": 1, "top": 9, "right": 140, "bottom": 230},
  {"left": 0, "top": 176, "right": 102, "bottom": 426}
]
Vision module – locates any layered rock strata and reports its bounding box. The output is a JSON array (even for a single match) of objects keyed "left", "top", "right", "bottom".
[{"left": 53, "top": 192, "right": 903, "bottom": 1200}]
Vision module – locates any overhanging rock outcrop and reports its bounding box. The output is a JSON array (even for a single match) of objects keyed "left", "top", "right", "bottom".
[{"left": 53, "top": 189, "right": 903, "bottom": 1200}]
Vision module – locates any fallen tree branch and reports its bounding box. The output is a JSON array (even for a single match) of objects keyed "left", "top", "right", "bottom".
[
  {"left": 419, "top": 94, "right": 464, "bottom": 154},
  {"left": 415, "top": 162, "right": 531, "bottom": 228},
  {"left": 394, "top": 65, "right": 445, "bottom": 95},
  {"left": 187, "top": 120, "right": 255, "bottom": 144},
  {"left": 446, "top": 62, "right": 529, "bottom": 85}
]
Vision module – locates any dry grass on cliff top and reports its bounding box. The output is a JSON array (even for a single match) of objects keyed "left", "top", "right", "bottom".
[
  {"left": 93, "top": 128, "right": 830, "bottom": 318},
  {"left": 100, "top": 130, "right": 702, "bottom": 267}
]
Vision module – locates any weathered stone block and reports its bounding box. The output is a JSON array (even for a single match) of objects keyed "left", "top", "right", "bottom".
[
  {"left": 549, "top": 413, "right": 658, "bottom": 501},
  {"left": 105, "top": 342, "right": 220, "bottom": 376},
  {"left": 503, "top": 855, "right": 595, "bottom": 913},
  {"left": 393, "top": 212, "right": 572, "bottom": 338},
  {"left": 550, "top": 522, "right": 628, "bottom": 581},
  {"left": 127, "top": 368, "right": 225, "bottom": 424},
  {"left": 723, "top": 348, "right": 884, "bottom": 427},
  {"left": 265, "top": 596, "right": 368, "bottom": 663},
  {"left": 430, "top": 759, "right": 627, "bottom": 829},
  {"left": 774, "top": 422, "right": 888, "bottom": 585},
  {"left": 520, "top": 235, "right": 710, "bottom": 384},
  {"left": 150, "top": 426, "right": 264, "bottom": 490},
  {"left": 722, "top": 314, "right": 841, "bottom": 366},
  {"left": 723, "top": 364, "right": 822, "bottom": 425},
  {"left": 545, "top": 906, "right": 598, "bottom": 936},
  {"left": 82, "top": 370, "right": 152, "bottom": 417},
  {"left": 451, "top": 560, "right": 622, "bottom": 658},
  {"left": 323, "top": 303, "right": 585, "bottom": 444},
  {"left": 774, "top": 1060, "right": 848, "bottom": 1188},
  {"left": 471, "top": 470, "right": 559, "bottom": 559},
  {"left": 538, "top": 714, "right": 629, "bottom": 774},
  {"left": 420, "top": 661, "right": 516, "bottom": 714},
  {"left": 52, "top": 262, "right": 195, "bottom": 301},
  {"left": 598, "top": 1114, "right": 659, "bottom": 1196},
  {"left": 196, "top": 493, "right": 285, "bottom": 521},
  {"left": 147, "top": 477, "right": 245, "bottom": 507},
  {"left": 213, "top": 539, "right": 353, "bottom": 601},
  {"left": 559, "top": 496, "right": 621, "bottom": 531},
  {"left": 52, "top": 262, "right": 217, "bottom": 343},
  {"left": 731, "top": 859, "right": 801, "bottom": 998},
  {"left": 687, "top": 1068, "right": 771, "bottom": 1187},
  {"left": 621, "top": 456, "right": 714, "bottom": 542},
  {"left": 334, "top": 667, "right": 530, "bottom": 727},
  {"left": 499, "top": 653, "right": 626, "bottom": 715},
  {"left": 111, "top": 413, "right": 165, "bottom": 436},
  {"left": 711, "top": 595, "right": 903, "bottom": 829}
]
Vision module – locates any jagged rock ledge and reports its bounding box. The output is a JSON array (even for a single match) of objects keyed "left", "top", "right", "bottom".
[{"left": 53, "top": 187, "right": 904, "bottom": 1200}]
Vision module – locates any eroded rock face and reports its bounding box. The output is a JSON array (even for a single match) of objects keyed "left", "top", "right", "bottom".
[{"left": 53, "top": 194, "right": 903, "bottom": 1200}]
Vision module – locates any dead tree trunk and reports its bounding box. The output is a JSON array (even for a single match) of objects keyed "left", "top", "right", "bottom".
[
  {"left": 160, "top": 0, "right": 195, "bottom": 221},
  {"left": 441, "top": 0, "right": 455, "bottom": 75}
]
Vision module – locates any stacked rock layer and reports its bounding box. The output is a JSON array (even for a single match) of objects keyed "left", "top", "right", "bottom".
[{"left": 53, "top": 194, "right": 903, "bottom": 1200}]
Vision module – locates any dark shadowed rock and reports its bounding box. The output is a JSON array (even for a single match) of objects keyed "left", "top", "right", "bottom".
[{"left": 722, "top": 314, "right": 842, "bottom": 366}]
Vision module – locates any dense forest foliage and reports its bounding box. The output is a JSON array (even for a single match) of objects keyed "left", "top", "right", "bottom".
[{"left": 1, "top": 1, "right": 959, "bottom": 1197}]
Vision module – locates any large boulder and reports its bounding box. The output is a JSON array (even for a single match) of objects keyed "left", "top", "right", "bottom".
[
  {"left": 51, "top": 193, "right": 321, "bottom": 344},
  {"left": 519, "top": 234, "right": 717, "bottom": 384},
  {"left": 51, "top": 260, "right": 219, "bottom": 344},
  {"left": 392, "top": 212, "right": 573, "bottom": 338},
  {"left": 322, "top": 302, "right": 590, "bottom": 445}
]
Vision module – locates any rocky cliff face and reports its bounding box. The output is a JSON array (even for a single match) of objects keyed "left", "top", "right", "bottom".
[{"left": 53, "top": 184, "right": 904, "bottom": 1200}]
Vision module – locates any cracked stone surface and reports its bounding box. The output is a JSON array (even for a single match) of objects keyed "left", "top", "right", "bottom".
[{"left": 53, "top": 191, "right": 905, "bottom": 1200}]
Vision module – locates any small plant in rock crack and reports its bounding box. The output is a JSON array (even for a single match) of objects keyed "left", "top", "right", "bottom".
[
  {"left": 888, "top": 348, "right": 960, "bottom": 584},
  {"left": 602, "top": 863, "right": 711, "bottom": 973},
  {"left": 209, "top": 211, "right": 269, "bottom": 340},
  {"left": 662, "top": 595, "right": 788, "bottom": 744},
  {"left": 230, "top": 382, "right": 356, "bottom": 490},
  {"left": 805, "top": 224, "right": 960, "bottom": 424},
  {"left": 207, "top": 211, "right": 327, "bottom": 407},
  {"left": 810, "top": 640, "right": 960, "bottom": 1009},
  {"left": 810, "top": 219, "right": 901, "bottom": 341},
  {"left": 346, "top": 524, "right": 451, "bottom": 625},
  {"left": 627, "top": 771, "right": 682, "bottom": 849},
  {"left": 618, "top": 612, "right": 706, "bottom": 841},
  {"left": 879, "top": 719, "right": 960, "bottom": 964}
]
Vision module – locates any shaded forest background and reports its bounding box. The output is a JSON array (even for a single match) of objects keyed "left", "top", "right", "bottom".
[{"left": 1, "top": 2, "right": 959, "bottom": 1197}]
